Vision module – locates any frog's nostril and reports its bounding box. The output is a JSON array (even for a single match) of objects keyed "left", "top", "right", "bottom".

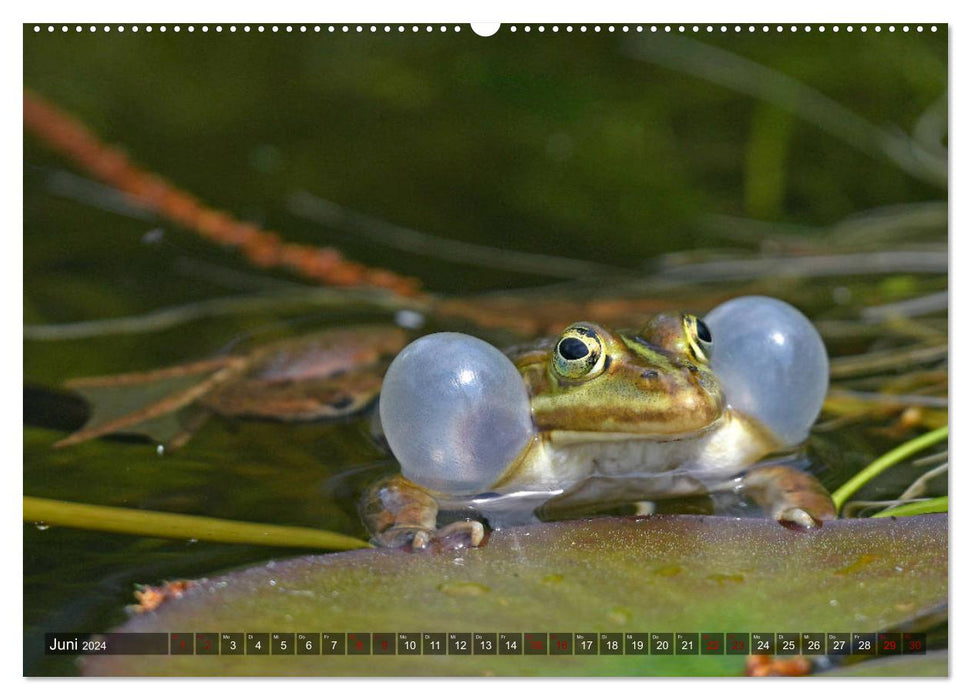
[{"left": 641, "top": 369, "right": 659, "bottom": 380}]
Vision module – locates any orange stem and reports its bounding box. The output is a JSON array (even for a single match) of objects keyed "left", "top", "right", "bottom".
[{"left": 23, "top": 90, "right": 422, "bottom": 297}]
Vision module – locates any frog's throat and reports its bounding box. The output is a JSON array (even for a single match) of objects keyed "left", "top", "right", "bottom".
[{"left": 488, "top": 410, "right": 784, "bottom": 494}]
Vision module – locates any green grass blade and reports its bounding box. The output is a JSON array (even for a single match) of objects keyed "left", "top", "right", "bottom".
[
  {"left": 832, "top": 426, "right": 949, "bottom": 512},
  {"left": 23, "top": 496, "right": 371, "bottom": 551},
  {"left": 873, "top": 497, "right": 948, "bottom": 518}
]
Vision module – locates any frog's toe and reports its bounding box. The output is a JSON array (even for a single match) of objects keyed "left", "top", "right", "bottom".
[
  {"left": 741, "top": 465, "right": 836, "bottom": 528},
  {"left": 433, "top": 520, "right": 486, "bottom": 549},
  {"left": 373, "top": 521, "right": 485, "bottom": 551},
  {"left": 777, "top": 507, "right": 821, "bottom": 529},
  {"left": 374, "top": 526, "right": 434, "bottom": 550},
  {"left": 411, "top": 529, "right": 432, "bottom": 550}
]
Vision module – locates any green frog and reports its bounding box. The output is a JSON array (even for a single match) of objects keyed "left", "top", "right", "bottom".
[
  {"left": 55, "top": 296, "right": 834, "bottom": 551},
  {"left": 364, "top": 302, "right": 835, "bottom": 549}
]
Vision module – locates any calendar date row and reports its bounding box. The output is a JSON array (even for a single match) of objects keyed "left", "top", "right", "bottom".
[{"left": 46, "top": 632, "right": 926, "bottom": 656}]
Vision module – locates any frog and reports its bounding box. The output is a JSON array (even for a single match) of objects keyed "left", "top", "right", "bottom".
[
  {"left": 363, "top": 297, "right": 836, "bottom": 550},
  {"left": 53, "top": 294, "right": 834, "bottom": 552}
]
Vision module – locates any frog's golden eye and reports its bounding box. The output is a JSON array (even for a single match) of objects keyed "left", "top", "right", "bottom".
[
  {"left": 683, "top": 314, "right": 713, "bottom": 363},
  {"left": 553, "top": 324, "right": 607, "bottom": 380}
]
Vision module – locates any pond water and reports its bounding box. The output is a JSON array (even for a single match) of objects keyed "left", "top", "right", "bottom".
[{"left": 23, "top": 25, "right": 947, "bottom": 675}]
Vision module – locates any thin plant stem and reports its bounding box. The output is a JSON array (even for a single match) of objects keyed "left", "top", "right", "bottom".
[
  {"left": 872, "top": 497, "right": 948, "bottom": 518},
  {"left": 831, "top": 426, "right": 949, "bottom": 512},
  {"left": 24, "top": 496, "right": 372, "bottom": 551}
]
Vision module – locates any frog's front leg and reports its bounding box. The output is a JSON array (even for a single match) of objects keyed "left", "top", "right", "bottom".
[
  {"left": 739, "top": 465, "right": 836, "bottom": 528},
  {"left": 361, "top": 475, "right": 485, "bottom": 550}
]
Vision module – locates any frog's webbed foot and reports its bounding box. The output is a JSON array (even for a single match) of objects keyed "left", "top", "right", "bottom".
[
  {"left": 740, "top": 465, "right": 836, "bottom": 528},
  {"left": 431, "top": 520, "right": 486, "bottom": 549},
  {"left": 373, "top": 525, "right": 433, "bottom": 550},
  {"left": 362, "top": 475, "right": 488, "bottom": 551},
  {"left": 376, "top": 520, "right": 486, "bottom": 551}
]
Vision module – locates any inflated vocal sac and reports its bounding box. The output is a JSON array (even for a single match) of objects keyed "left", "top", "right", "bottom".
[
  {"left": 378, "top": 332, "right": 534, "bottom": 494},
  {"left": 704, "top": 295, "right": 828, "bottom": 446}
]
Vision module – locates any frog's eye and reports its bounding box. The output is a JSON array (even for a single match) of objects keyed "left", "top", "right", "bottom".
[
  {"left": 683, "top": 314, "right": 713, "bottom": 363},
  {"left": 553, "top": 325, "right": 607, "bottom": 380}
]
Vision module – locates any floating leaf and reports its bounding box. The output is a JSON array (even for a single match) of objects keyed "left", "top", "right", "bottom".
[
  {"left": 823, "top": 651, "right": 947, "bottom": 677},
  {"left": 83, "top": 514, "right": 947, "bottom": 676}
]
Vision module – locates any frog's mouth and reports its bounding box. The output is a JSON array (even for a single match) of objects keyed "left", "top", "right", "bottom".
[
  {"left": 529, "top": 365, "right": 727, "bottom": 437},
  {"left": 545, "top": 421, "right": 723, "bottom": 447}
]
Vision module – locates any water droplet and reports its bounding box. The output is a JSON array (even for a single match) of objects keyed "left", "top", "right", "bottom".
[
  {"left": 269, "top": 579, "right": 277, "bottom": 586},
  {"left": 141, "top": 228, "right": 165, "bottom": 245},
  {"left": 186, "top": 538, "right": 198, "bottom": 545},
  {"left": 34, "top": 522, "right": 49, "bottom": 531},
  {"left": 437, "top": 581, "right": 490, "bottom": 597},
  {"left": 156, "top": 444, "right": 165, "bottom": 456},
  {"left": 395, "top": 309, "right": 426, "bottom": 330}
]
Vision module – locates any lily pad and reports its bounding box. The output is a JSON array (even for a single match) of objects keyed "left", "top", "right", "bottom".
[
  {"left": 822, "top": 651, "right": 948, "bottom": 677},
  {"left": 83, "top": 514, "right": 946, "bottom": 676}
]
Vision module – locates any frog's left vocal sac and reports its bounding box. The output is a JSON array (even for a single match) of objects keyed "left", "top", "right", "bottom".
[{"left": 366, "top": 296, "right": 834, "bottom": 549}]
